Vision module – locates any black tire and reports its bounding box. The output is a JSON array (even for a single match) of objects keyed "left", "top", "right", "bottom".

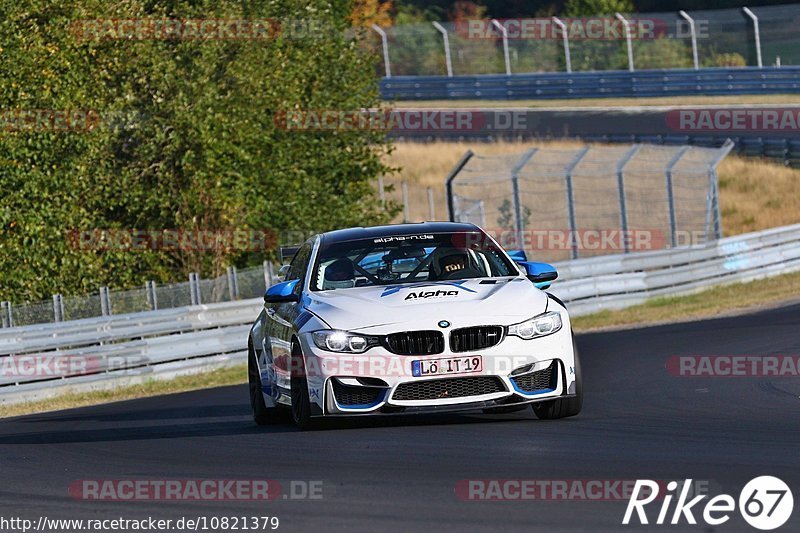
[
  {"left": 532, "top": 336, "right": 583, "bottom": 420},
  {"left": 248, "top": 341, "right": 284, "bottom": 426},
  {"left": 290, "top": 343, "right": 319, "bottom": 430}
]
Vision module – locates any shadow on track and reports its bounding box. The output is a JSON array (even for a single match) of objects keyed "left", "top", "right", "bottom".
[{"left": 0, "top": 403, "right": 585, "bottom": 444}]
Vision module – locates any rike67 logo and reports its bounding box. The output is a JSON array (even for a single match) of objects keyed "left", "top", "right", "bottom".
[{"left": 623, "top": 477, "right": 793, "bottom": 530}]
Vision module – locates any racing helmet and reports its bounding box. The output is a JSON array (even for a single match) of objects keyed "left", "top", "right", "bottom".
[{"left": 323, "top": 258, "right": 356, "bottom": 290}]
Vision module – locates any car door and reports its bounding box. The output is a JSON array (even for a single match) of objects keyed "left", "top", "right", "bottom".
[{"left": 266, "top": 241, "right": 313, "bottom": 388}]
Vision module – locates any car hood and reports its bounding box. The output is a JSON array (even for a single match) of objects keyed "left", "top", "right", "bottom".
[{"left": 303, "top": 277, "right": 548, "bottom": 332}]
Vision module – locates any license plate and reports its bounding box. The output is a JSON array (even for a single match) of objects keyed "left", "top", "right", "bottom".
[{"left": 412, "top": 356, "right": 483, "bottom": 377}]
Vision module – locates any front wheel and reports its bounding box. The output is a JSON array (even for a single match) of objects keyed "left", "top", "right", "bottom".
[
  {"left": 290, "top": 344, "right": 319, "bottom": 430},
  {"left": 248, "top": 341, "right": 285, "bottom": 425},
  {"left": 532, "top": 336, "right": 583, "bottom": 420}
]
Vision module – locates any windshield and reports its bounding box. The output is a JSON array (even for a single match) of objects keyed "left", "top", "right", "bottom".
[{"left": 311, "top": 231, "right": 518, "bottom": 291}]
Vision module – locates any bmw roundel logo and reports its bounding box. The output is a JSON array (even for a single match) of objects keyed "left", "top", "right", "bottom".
[{"left": 438, "top": 320, "right": 451, "bottom": 329}]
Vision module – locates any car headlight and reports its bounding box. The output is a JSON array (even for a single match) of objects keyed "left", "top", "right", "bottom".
[
  {"left": 507, "top": 311, "right": 562, "bottom": 340},
  {"left": 311, "top": 330, "right": 380, "bottom": 353}
]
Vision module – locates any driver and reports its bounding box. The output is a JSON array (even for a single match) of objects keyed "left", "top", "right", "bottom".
[
  {"left": 322, "top": 258, "right": 356, "bottom": 290},
  {"left": 440, "top": 253, "right": 467, "bottom": 275},
  {"left": 430, "top": 247, "right": 483, "bottom": 280}
]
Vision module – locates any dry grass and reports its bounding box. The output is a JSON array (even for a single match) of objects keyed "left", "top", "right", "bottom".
[
  {"left": 0, "top": 364, "right": 247, "bottom": 419},
  {"left": 384, "top": 140, "right": 800, "bottom": 236},
  {"left": 392, "top": 94, "right": 800, "bottom": 109},
  {"left": 572, "top": 270, "right": 800, "bottom": 332},
  {"left": 717, "top": 157, "right": 800, "bottom": 234}
]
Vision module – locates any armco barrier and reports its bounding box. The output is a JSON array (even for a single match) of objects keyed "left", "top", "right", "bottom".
[
  {"left": 380, "top": 67, "right": 800, "bottom": 101},
  {"left": 550, "top": 223, "right": 800, "bottom": 315},
  {"left": 1, "top": 224, "right": 799, "bottom": 406},
  {"left": 0, "top": 300, "right": 262, "bottom": 406},
  {"left": 387, "top": 107, "right": 800, "bottom": 165}
]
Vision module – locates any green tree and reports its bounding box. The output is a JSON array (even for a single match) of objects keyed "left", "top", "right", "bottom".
[
  {"left": 563, "top": 0, "right": 635, "bottom": 16},
  {"left": 0, "top": 0, "right": 396, "bottom": 303}
]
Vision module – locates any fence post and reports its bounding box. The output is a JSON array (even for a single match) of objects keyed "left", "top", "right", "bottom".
[
  {"left": 99, "top": 287, "right": 112, "bottom": 317},
  {"left": 1, "top": 301, "right": 12, "bottom": 328},
  {"left": 378, "top": 174, "right": 385, "bottom": 203},
  {"left": 565, "top": 146, "right": 591, "bottom": 260},
  {"left": 551, "top": 16, "right": 572, "bottom": 73},
  {"left": 52, "top": 294, "right": 64, "bottom": 322},
  {"left": 371, "top": 24, "right": 392, "bottom": 78},
  {"left": 227, "top": 266, "right": 239, "bottom": 300},
  {"left": 401, "top": 181, "right": 410, "bottom": 222},
  {"left": 708, "top": 139, "right": 735, "bottom": 240},
  {"left": 678, "top": 11, "right": 699, "bottom": 70},
  {"left": 491, "top": 19, "right": 512, "bottom": 75},
  {"left": 263, "top": 260, "right": 275, "bottom": 289},
  {"left": 615, "top": 13, "right": 635, "bottom": 72},
  {"left": 665, "top": 146, "right": 692, "bottom": 248},
  {"left": 742, "top": 7, "right": 763, "bottom": 68},
  {"left": 427, "top": 187, "right": 436, "bottom": 220},
  {"left": 616, "top": 145, "right": 641, "bottom": 253},
  {"left": 510, "top": 149, "right": 538, "bottom": 247},
  {"left": 446, "top": 150, "right": 474, "bottom": 221},
  {"left": 146, "top": 280, "right": 158, "bottom": 311},
  {"left": 189, "top": 273, "right": 201, "bottom": 306},
  {"left": 432, "top": 22, "right": 453, "bottom": 77}
]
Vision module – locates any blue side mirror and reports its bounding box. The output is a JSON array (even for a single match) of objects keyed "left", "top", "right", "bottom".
[
  {"left": 517, "top": 261, "right": 558, "bottom": 290},
  {"left": 507, "top": 249, "right": 528, "bottom": 262},
  {"left": 264, "top": 279, "right": 300, "bottom": 303}
]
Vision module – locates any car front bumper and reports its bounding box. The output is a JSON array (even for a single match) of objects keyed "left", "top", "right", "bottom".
[{"left": 297, "top": 320, "right": 577, "bottom": 417}]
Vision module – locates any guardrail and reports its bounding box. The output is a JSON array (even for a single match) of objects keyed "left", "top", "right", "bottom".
[
  {"left": 0, "top": 300, "right": 262, "bottom": 406},
  {"left": 550, "top": 222, "right": 800, "bottom": 316},
  {"left": 388, "top": 107, "right": 800, "bottom": 166},
  {"left": 2, "top": 223, "right": 799, "bottom": 406},
  {"left": 380, "top": 67, "right": 800, "bottom": 101}
]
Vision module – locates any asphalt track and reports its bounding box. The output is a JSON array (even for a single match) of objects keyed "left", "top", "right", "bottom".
[{"left": 1, "top": 303, "right": 799, "bottom": 532}]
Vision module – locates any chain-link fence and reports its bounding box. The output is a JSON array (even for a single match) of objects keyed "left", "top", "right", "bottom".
[
  {"left": 369, "top": 4, "right": 800, "bottom": 77},
  {"left": 447, "top": 141, "right": 733, "bottom": 262},
  {"left": 0, "top": 263, "right": 278, "bottom": 329}
]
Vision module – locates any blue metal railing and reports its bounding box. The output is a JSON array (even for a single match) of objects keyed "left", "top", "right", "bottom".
[{"left": 380, "top": 67, "right": 800, "bottom": 101}]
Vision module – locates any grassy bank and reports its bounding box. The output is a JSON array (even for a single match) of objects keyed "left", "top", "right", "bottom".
[{"left": 572, "top": 270, "right": 800, "bottom": 331}]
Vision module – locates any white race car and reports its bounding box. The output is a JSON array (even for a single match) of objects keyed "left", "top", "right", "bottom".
[{"left": 248, "top": 222, "right": 582, "bottom": 429}]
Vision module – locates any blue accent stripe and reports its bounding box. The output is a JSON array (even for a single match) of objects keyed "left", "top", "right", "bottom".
[
  {"left": 511, "top": 383, "right": 557, "bottom": 396},
  {"left": 294, "top": 311, "right": 314, "bottom": 330},
  {"left": 335, "top": 389, "right": 388, "bottom": 411}
]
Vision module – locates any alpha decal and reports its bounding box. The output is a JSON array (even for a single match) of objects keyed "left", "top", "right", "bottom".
[
  {"left": 404, "top": 290, "right": 459, "bottom": 301},
  {"left": 381, "top": 280, "right": 477, "bottom": 297},
  {"left": 373, "top": 234, "right": 434, "bottom": 243}
]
